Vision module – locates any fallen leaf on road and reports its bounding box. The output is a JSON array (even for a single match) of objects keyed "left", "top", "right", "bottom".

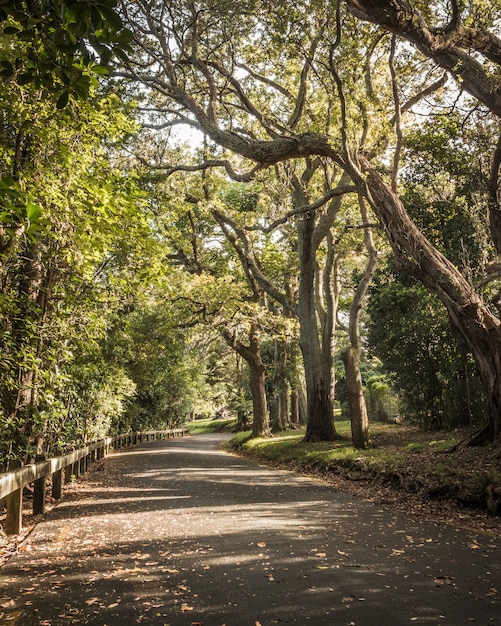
[
  {"left": 4, "top": 611, "right": 24, "bottom": 623},
  {"left": 257, "top": 542, "right": 266, "bottom": 548},
  {"left": 341, "top": 596, "right": 356, "bottom": 604},
  {"left": 434, "top": 576, "right": 455, "bottom": 586}
]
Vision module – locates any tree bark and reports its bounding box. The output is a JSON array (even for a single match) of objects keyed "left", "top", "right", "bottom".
[
  {"left": 298, "top": 211, "right": 338, "bottom": 442},
  {"left": 342, "top": 346, "right": 369, "bottom": 449},
  {"left": 342, "top": 198, "right": 377, "bottom": 449},
  {"left": 248, "top": 357, "right": 271, "bottom": 438},
  {"left": 222, "top": 325, "right": 271, "bottom": 438}
]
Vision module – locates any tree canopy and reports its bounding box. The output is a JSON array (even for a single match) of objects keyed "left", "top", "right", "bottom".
[{"left": 2, "top": 0, "right": 501, "bottom": 466}]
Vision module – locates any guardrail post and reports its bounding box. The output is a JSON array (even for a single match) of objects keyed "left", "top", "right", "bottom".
[
  {"left": 52, "top": 468, "right": 62, "bottom": 500},
  {"left": 5, "top": 460, "right": 23, "bottom": 535},
  {"left": 33, "top": 454, "right": 47, "bottom": 515}
]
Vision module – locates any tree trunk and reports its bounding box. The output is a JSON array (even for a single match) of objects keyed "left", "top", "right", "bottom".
[
  {"left": 271, "top": 338, "right": 290, "bottom": 432},
  {"left": 298, "top": 212, "right": 338, "bottom": 442},
  {"left": 222, "top": 324, "right": 271, "bottom": 439},
  {"left": 342, "top": 197, "right": 377, "bottom": 449},
  {"left": 249, "top": 358, "right": 271, "bottom": 438},
  {"left": 290, "top": 389, "right": 300, "bottom": 426},
  {"left": 342, "top": 347, "right": 369, "bottom": 449}
]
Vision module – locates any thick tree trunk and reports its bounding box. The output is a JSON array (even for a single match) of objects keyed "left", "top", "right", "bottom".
[
  {"left": 298, "top": 212, "right": 338, "bottom": 442},
  {"left": 342, "top": 197, "right": 377, "bottom": 449},
  {"left": 342, "top": 347, "right": 370, "bottom": 449},
  {"left": 249, "top": 359, "right": 271, "bottom": 438}
]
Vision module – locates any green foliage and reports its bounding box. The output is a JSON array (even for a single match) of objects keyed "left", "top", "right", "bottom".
[
  {"left": 402, "top": 111, "right": 492, "bottom": 274},
  {"left": 366, "top": 268, "right": 484, "bottom": 429},
  {"left": 0, "top": 0, "right": 133, "bottom": 104},
  {"left": 0, "top": 78, "right": 157, "bottom": 464}
]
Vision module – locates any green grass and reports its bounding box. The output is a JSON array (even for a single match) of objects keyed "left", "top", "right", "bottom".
[
  {"left": 225, "top": 420, "right": 404, "bottom": 474},
  {"left": 185, "top": 417, "right": 237, "bottom": 434}
]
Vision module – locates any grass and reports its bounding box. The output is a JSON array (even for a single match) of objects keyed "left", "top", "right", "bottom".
[
  {"left": 185, "top": 417, "right": 237, "bottom": 434},
  {"left": 225, "top": 420, "right": 405, "bottom": 474}
]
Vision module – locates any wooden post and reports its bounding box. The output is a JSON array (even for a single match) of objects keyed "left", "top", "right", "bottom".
[
  {"left": 64, "top": 463, "right": 72, "bottom": 483},
  {"left": 5, "top": 460, "right": 23, "bottom": 535},
  {"left": 33, "top": 454, "right": 47, "bottom": 515},
  {"left": 52, "top": 468, "right": 62, "bottom": 500}
]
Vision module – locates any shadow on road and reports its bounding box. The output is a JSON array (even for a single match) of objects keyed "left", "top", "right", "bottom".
[{"left": 0, "top": 434, "right": 499, "bottom": 625}]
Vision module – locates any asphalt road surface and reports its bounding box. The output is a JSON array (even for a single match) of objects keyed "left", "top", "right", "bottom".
[{"left": 0, "top": 433, "right": 499, "bottom": 625}]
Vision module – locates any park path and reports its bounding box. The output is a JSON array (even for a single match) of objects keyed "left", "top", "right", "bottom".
[{"left": 0, "top": 433, "right": 499, "bottom": 626}]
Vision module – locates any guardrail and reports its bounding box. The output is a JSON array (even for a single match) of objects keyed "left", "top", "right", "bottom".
[{"left": 0, "top": 428, "right": 189, "bottom": 535}]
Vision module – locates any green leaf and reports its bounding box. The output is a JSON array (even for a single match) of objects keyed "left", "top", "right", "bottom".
[
  {"left": 97, "top": 5, "right": 123, "bottom": 30},
  {"left": 116, "top": 28, "right": 134, "bottom": 44},
  {"left": 26, "top": 202, "right": 42, "bottom": 223},
  {"left": 3, "top": 25, "right": 20, "bottom": 34},
  {"left": 56, "top": 89, "right": 70, "bottom": 109},
  {"left": 92, "top": 65, "right": 109, "bottom": 76}
]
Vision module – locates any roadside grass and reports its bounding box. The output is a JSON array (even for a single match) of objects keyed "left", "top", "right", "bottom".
[
  {"left": 186, "top": 417, "right": 237, "bottom": 434},
  {"left": 227, "top": 420, "right": 459, "bottom": 474}
]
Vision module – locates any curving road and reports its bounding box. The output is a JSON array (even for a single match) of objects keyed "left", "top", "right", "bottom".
[{"left": 0, "top": 433, "right": 499, "bottom": 625}]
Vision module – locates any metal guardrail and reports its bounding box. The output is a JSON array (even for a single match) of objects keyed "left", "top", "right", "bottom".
[{"left": 0, "top": 428, "right": 189, "bottom": 535}]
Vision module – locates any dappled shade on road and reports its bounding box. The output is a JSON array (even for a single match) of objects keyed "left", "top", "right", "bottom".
[{"left": 0, "top": 434, "right": 499, "bottom": 625}]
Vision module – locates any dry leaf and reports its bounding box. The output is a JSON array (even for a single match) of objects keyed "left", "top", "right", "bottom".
[
  {"left": 181, "top": 605, "right": 194, "bottom": 612},
  {"left": 5, "top": 611, "right": 24, "bottom": 623},
  {"left": 257, "top": 542, "right": 267, "bottom": 548}
]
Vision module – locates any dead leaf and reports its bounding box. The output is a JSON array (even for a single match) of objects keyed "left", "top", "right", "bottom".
[
  {"left": 181, "top": 604, "right": 194, "bottom": 612},
  {"left": 434, "top": 576, "right": 455, "bottom": 586},
  {"left": 5, "top": 611, "right": 24, "bottom": 623},
  {"left": 341, "top": 596, "right": 356, "bottom": 604},
  {"left": 257, "top": 542, "right": 267, "bottom": 548}
]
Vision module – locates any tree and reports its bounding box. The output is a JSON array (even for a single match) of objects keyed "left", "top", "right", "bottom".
[
  {"left": 0, "top": 76, "right": 156, "bottom": 463},
  {"left": 367, "top": 269, "right": 484, "bottom": 428},
  {"left": 0, "top": 0, "right": 133, "bottom": 106},
  {"left": 117, "top": 0, "right": 501, "bottom": 444},
  {"left": 341, "top": 197, "right": 378, "bottom": 449}
]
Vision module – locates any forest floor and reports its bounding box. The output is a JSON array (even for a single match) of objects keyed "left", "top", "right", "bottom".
[{"left": 223, "top": 421, "right": 501, "bottom": 538}]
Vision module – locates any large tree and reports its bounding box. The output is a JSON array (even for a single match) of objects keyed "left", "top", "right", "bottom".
[{"left": 118, "top": 0, "right": 501, "bottom": 444}]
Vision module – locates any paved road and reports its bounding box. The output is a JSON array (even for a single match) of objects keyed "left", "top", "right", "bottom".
[{"left": 0, "top": 434, "right": 499, "bottom": 625}]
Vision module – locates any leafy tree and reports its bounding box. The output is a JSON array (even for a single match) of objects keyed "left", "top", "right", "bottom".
[
  {"left": 0, "top": 77, "right": 155, "bottom": 464},
  {"left": 117, "top": 0, "right": 501, "bottom": 445},
  {"left": 0, "top": 0, "right": 133, "bottom": 106},
  {"left": 367, "top": 268, "right": 484, "bottom": 428}
]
